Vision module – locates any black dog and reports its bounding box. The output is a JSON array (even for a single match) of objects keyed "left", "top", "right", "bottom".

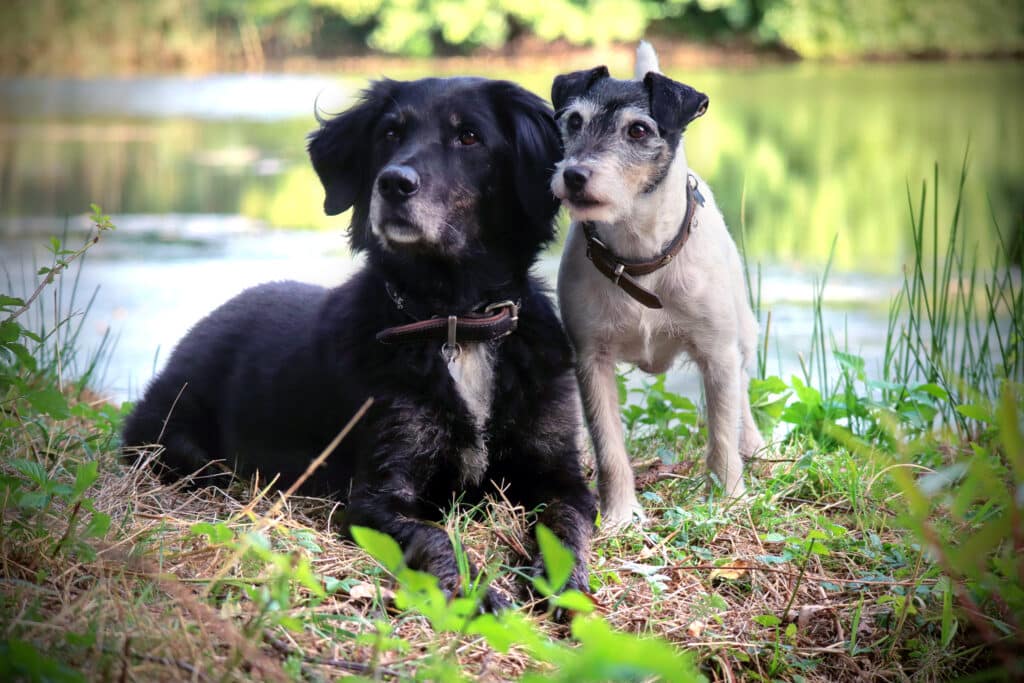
[{"left": 122, "top": 77, "right": 597, "bottom": 610}]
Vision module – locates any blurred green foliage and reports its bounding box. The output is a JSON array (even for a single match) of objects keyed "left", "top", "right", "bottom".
[
  {"left": 759, "top": 0, "right": 1024, "bottom": 59},
  {"left": 1, "top": 0, "right": 1021, "bottom": 70}
]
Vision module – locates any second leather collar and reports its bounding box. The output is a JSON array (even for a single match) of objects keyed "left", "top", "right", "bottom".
[{"left": 582, "top": 173, "right": 704, "bottom": 309}]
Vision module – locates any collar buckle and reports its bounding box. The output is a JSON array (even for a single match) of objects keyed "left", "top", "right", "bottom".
[{"left": 484, "top": 299, "right": 520, "bottom": 337}]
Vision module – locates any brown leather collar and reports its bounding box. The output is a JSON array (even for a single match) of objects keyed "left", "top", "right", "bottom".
[
  {"left": 376, "top": 298, "right": 520, "bottom": 356},
  {"left": 582, "top": 173, "right": 704, "bottom": 309}
]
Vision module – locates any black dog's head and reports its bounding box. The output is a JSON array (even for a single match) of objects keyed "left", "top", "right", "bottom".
[{"left": 308, "top": 78, "right": 562, "bottom": 266}]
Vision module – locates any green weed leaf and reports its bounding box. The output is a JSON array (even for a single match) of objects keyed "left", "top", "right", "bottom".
[
  {"left": 3, "top": 342, "right": 37, "bottom": 371},
  {"left": 913, "top": 383, "right": 949, "bottom": 401},
  {"left": 26, "top": 386, "right": 70, "bottom": 419},
  {"left": 0, "top": 638, "right": 86, "bottom": 683},
  {"left": 548, "top": 589, "right": 595, "bottom": 613},
  {"left": 0, "top": 320, "right": 21, "bottom": 344},
  {"left": 535, "top": 524, "right": 574, "bottom": 594},
  {"left": 939, "top": 577, "right": 957, "bottom": 648},
  {"left": 834, "top": 351, "right": 866, "bottom": 379},
  {"left": 190, "top": 522, "right": 234, "bottom": 544},
  {"left": 955, "top": 403, "right": 993, "bottom": 424},
  {"left": 293, "top": 557, "right": 327, "bottom": 598},
  {"left": 0, "top": 295, "right": 25, "bottom": 309},
  {"left": 468, "top": 613, "right": 515, "bottom": 652},
  {"left": 790, "top": 376, "right": 822, "bottom": 408},
  {"left": 18, "top": 491, "right": 50, "bottom": 510},
  {"left": 290, "top": 529, "right": 323, "bottom": 553},
  {"left": 11, "top": 459, "right": 48, "bottom": 486},
  {"left": 567, "top": 615, "right": 705, "bottom": 683},
  {"left": 997, "top": 385, "right": 1022, "bottom": 475},
  {"left": 72, "top": 461, "right": 99, "bottom": 499},
  {"left": 350, "top": 525, "right": 404, "bottom": 572},
  {"left": 83, "top": 512, "right": 110, "bottom": 539}
]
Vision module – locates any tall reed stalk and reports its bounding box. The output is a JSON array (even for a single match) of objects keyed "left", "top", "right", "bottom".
[{"left": 882, "top": 158, "right": 1022, "bottom": 433}]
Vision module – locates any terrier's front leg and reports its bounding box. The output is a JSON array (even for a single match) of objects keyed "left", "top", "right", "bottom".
[
  {"left": 698, "top": 345, "right": 747, "bottom": 497},
  {"left": 738, "top": 367, "right": 766, "bottom": 460},
  {"left": 577, "top": 349, "right": 644, "bottom": 528}
]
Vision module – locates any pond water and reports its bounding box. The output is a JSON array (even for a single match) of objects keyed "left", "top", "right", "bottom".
[{"left": 1, "top": 62, "right": 1021, "bottom": 403}]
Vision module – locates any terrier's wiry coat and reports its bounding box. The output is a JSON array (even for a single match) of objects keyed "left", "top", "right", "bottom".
[{"left": 552, "top": 42, "right": 764, "bottom": 529}]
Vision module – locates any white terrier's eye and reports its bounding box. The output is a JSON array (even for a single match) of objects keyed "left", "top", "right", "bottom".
[
  {"left": 627, "top": 123, "right": 649, "bottom": 140},
  {"left": 567, "top": 112, "right": 583, "bottom": 132}
]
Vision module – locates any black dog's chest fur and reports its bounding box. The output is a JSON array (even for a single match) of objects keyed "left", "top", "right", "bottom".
[{"left": 138, "top": 271, "right": 575, "bottom": 521}]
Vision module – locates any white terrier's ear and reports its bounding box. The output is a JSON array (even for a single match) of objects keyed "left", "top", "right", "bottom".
[
  {"left": 551, "top": 66, "right": 610, "bottom": 111},
  {"left": 635, "top": 40, "right": 660, "bottom": 80},
  {"left": 643, "top": 72, "right": 708, "bottom": 135}
]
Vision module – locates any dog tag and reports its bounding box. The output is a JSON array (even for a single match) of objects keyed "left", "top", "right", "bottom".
[{"left": 442, "top": 315, "right": 461, "bottom": 378}]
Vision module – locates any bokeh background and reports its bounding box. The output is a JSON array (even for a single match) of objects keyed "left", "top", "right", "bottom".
[{"left": 0, "top": 0, "right": 1021, "bottom": 401}]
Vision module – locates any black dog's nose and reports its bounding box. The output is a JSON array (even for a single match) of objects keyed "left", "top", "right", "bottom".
[
  {"left": 378, "top": 165, "right": 421, "bottom": 200},
  {"left": 563, "top": 166, "right": 590, "bottom": 192}
]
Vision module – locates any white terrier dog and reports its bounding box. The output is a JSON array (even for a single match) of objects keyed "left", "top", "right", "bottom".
[{"left": 551, "top": 42, "right": 764, "bottom": 529}]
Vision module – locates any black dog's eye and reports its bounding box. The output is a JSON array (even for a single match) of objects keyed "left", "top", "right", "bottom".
[
  {"left": 627, "top": 123, "right": 650, "bottom": 140},
  {"left": 457, "top": 129, "right": 480, "bottom": 146},
  {"left": 383, "top": 127, "right": 400, "bottom": 142},
  {"left": 567, "top": 112, "right": 583, "bottom": 132}
]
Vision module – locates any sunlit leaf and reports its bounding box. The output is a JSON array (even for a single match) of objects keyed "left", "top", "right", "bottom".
[
  {"left": 0, "top": 321, "right": 21, "bottom": 344},
  {"left": 11, "top": 459, "right": 48, "bottom": 486},
  {"left": 72, "top": 461, "right": 99, "bottom": 499},
  {"left": 548, "top": 589, "right": 595, "bottom": 613},
  {"left": 26, "top": 386, "right": 70, "bottom": 419},
  {"left": 956, "top": 403, "right": 993, "bottom": 423},
  {"left": 190, "top": 522, "right": 234, "bottom": 544},
  {"left": 83, "top": 512, "right": 110, "bottom": 539},
  {"left": 535, "top": 524, "right": 574, "bottom": 594},
  {"left": 913, "top": 383, "right": 949, "bottom": 401},
  {"left": 350, "top": 525, "right": 404, "bottom": 572}
]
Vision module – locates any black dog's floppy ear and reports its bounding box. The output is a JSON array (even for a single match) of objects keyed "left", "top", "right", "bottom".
[
  {"left": 642, "top": 72, "right": 708, "bottom": 136},
  {"left": 551, "top": 65, "right": 610, "bottom": 112},
  {"left": 491, "top": 81, "right": 563, "bottom": 243},
  {"left": 307, "top": 80, "right": 392, "bottom": 217}
]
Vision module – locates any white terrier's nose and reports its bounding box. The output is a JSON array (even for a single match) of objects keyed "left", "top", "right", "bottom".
[{"left": 563, "top": 166, "right": 590, "bottom": 192}]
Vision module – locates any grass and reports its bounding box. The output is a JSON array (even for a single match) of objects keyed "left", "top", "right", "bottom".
[{"left": 1, "top": 170, "right": 1022, "bottom": 681}]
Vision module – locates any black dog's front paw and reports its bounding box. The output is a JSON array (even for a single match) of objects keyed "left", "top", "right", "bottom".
[
  {"left": 479, "top": 586, "right": 511, "bottom": 613},
  {"left": 437, "top": 574, "right": 510, "bottom": 614},
  {"left": 528, "top": 557, "right": 594, "bottom": 623},
  {"left": 552, "top": 568, "right": 594, "bottom": 624}
]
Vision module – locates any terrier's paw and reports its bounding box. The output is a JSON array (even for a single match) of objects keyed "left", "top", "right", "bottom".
[
  {"left": 599, "top": 498, "right": 647, "bottom": 532},
  {"left": 724, "top": 477, "right": 747, "bottom": 498},
  {"left": 740, "top": 432, "right": 767, "bottom": 461}
]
